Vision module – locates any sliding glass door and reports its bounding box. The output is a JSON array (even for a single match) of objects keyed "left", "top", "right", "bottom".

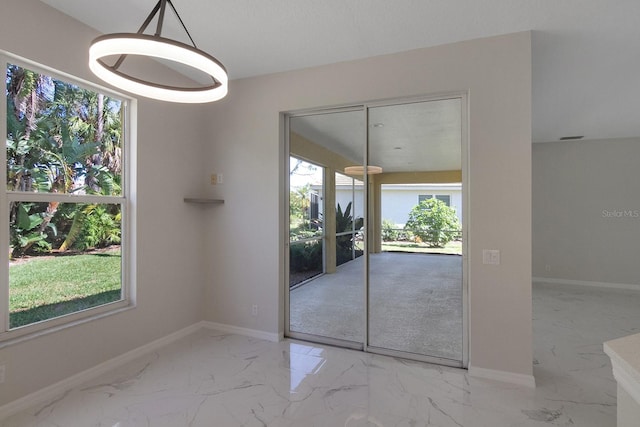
[
  {"left": 287, "top": 109, "right": 365, "bottom": 348},
  {"left": 285, "top": 96, "right": 466, "bottom": 367},
  {"left": 366, "top": 99, "right": 464, "bottom": 364}
]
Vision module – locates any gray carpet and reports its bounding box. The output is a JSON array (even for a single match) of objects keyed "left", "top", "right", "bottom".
[{"left": 289, "top": 252, "right": 462, "bottom": 360}]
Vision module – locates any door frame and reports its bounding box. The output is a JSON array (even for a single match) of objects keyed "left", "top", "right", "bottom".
[{"left": 282, "top": 92, "right": 469, "bottom": 368}]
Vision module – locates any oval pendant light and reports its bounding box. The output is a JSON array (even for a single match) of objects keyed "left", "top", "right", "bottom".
[{"left": 89, "top": 0, "right": 228, "bottom": 103}]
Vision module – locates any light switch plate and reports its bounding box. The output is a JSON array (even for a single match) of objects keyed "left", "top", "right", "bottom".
[{"left": 483, "top": 249, "right": 500, "bottom": 265}]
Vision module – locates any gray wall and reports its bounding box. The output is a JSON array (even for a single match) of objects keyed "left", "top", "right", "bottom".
[
  {"left": 533, "top": 138, "right": 640, "bottom": 286},
  {"left": 0, "top": 0, "right": 208, "bottom": 405},
  {"left": 202, "top": 32, "right": 534, "bottom": 378}
]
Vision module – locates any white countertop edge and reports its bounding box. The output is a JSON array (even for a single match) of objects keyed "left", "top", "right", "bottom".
[{"left": 605, "top": 339, "right": 640, "bottom": 404}]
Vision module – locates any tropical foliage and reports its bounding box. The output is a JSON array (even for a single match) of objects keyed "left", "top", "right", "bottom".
[
  {"left": 335, "top": 202, "right": 363, "bottom": 266},
  {"left": 289, "top": 184, "right": 311, "bottom": 221},
  {"left": 6, "top": 63, "right": 123, "bottom": 258}
]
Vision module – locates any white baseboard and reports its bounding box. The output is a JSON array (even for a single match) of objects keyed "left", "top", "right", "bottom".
[
  {"left": 468, "top": 365, "right": 536, "bottom": 388},
  {"left": 533, "top": 277, "right": 640, "bottom": 291},
  {"left": 0, "top": 322, "right": 203, "bottom": 420},
  {"left": 202, "top": 321, "right": 282, "bottom": 342}
]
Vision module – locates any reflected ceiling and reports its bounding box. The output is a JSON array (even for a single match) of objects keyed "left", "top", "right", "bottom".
[{"left": 290, "top": 99, "right": 461, "bottom": 173}]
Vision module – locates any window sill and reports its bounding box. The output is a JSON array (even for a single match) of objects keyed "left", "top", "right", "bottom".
[{"left": 0, "top": 302, "right": 135, "bottom": 349}]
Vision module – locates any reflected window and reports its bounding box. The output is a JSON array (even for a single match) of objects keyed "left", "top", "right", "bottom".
[
  {"left": 419, "top": 194, "right": 451, "bottom": 206},
  {"left": 289, "top": 157, "right": 324, "bottom": 288},
  {"left": 335, "top": 172, "right": 363, "bottom": 267}
]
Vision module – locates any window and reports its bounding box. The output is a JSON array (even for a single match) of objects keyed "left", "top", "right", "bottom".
[
  {"left": 418, "top": 194, "right": 451, "bottom": 206},
  {"left": 335, "top": 172, "right": 364, "bottom": 267},
  {"left": 436, "top": 195, "right": 451, "bottom": 206},
  {"left": 2, "top": 55, "right": 133, "bottom": 338},
  {"left": 289, "top": 156, "right": 323, "bottom": 288}
]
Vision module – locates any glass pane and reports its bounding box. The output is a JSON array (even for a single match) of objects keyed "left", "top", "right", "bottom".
[
  {"left": 289, "top": 157, "right": 323, "bottom": 242},
  {"left": 289, "top": 240, "right": 323, "bottom": 288},
  {"left": 436, "top": 195, "right": 451, "bottom": 206},
  {"left": 288, "top": 110, "right": 364, "bottom": 343},
  {"left": 368, "top": 99, "right": 463, "bottom": 361},
  {"left": 335, "top": 172, "right": 364, "bottom": 267},
  {"left": 6, "top": 64, "right": 123, "bottom": 195},
  {"left": 9, "top": 202, "right": 123, "bottom": 328}
]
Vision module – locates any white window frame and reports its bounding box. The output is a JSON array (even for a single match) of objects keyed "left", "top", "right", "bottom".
[
  {"left": 418, "top": 194, "right": 451, "bottom": 206},
  {"left": 0, "top": 52, "right": 136, "bottom": 344}
]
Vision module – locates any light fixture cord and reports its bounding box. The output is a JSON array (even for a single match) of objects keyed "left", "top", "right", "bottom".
[
  {"left": 112, "top": 0, "right": 201, "bottom": 70},
  {"left": 165, "top": 0, "right": 217, "bottom": 84},
  {"left": 155, "top": 0, "right": 167, "bottom": 36},
  {"left": 166, "top": 0, "right": 199, "bottom": 49}
]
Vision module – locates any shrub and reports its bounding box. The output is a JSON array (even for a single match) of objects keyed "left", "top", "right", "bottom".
[
  {"left": 74, "top": 204, "right": 121, "bottom": 250},
  {"left": 290, "top": 240, "right": 322, "bottom": 272},
  {"left": 381, "top": 219, "right": 399, "bottom": 241},
  {"left": 396, "top": 229, "right": 413, "bottom": 241},
  {"left": 404, "top": 198, "right": 460, "bottom": 248}
]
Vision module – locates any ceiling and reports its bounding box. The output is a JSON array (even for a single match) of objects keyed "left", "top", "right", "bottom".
[
  {"left": 41, "top": 0, "right": 640, "bottom": 143},
  {"left": 290, "top": 99, "right": 461, "bottom": 173}
]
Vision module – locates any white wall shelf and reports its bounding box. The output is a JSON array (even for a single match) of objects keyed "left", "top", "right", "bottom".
[{"left": 183, "top": 198, "right": 224, "bottom": 205}]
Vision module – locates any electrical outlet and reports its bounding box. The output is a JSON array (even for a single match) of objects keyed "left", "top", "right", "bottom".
[
  {"left": 216, "top": 173, "right": 224, "bottom": 184},
  {"left": 545, "top": 264, "right": 551, "bottom": 272},
  {"left": 0, "top": 365, "right": 5, "bottom": 384},
  {"left": 251, "top": 304, "right": 258, "bottom": 317}
]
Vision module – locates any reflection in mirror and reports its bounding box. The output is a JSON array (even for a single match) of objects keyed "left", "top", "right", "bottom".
[
  {"left": 367, "top": 99, "right": 463, "bottom": 362},
  {"left": 286, "top": 98, "right": 465, "bottom": 365},
  {"left": 334, "top": 172, "right": 364, "bottom": 268},
  {"left": 289, "top": 157, "right": 323, "bottom": 286},
  {"left": 288, "top": 110, "right": 365, "bottom": 344}
]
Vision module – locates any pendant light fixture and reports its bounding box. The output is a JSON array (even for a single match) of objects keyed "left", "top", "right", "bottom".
[
  {"left": 344, "top": 165, "right": 383, "bottom": 175},
  {"left": 89, "top": 0, "right": 228, "bottom": 103}
]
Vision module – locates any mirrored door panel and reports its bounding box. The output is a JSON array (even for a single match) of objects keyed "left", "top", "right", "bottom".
[
  {"left": 287, "top": 109, "right": 365, "bottom": 346},
  {"left": 367, "top": 99, "right": 464, "bottom": 363},
  {"left": 286, "top": 96, "right": 466, "bottom": 366}
]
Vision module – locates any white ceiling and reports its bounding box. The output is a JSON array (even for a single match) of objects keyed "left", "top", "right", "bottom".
[
  {"left": 41, "top": 0, "right": 640, "bottom": 143},
  {"left": 368, "top": 100, "right": 461, "bottom": 172},
  {"left": 290, "top": 99, "right": 461, "bottom": 173}
]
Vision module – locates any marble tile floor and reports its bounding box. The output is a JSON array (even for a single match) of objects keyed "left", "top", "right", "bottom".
[{"left": 3, "top": 282, "right": 640, "bottom": 426}]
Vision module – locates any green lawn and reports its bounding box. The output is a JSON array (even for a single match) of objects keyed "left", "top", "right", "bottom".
[
  {"left": 9, "top": 249, "right": 122, "bottom": 329},
  {"left": 381, "top": 240, "right": 462, "bottom": 255}
]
